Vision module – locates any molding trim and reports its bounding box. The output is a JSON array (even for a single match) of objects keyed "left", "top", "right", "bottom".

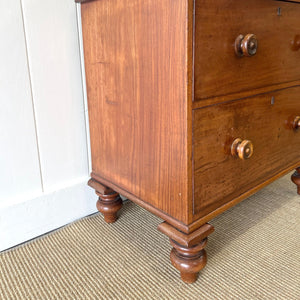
[
  {"left": 91, "top": 172, "right": 190, "bottom": 233},
  {"left": 75, "top": 0, "right": 97, "bottom": 3},
  {"left": 0, "top": 180, "right": 97, "bottom": 252}
]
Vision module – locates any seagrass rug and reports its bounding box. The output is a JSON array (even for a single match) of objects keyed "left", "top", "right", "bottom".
[{"left": 0, "top": 174, "right": 299, "bottom": 299}]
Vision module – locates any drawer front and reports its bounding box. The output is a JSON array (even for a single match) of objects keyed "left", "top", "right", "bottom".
[
  {"left": 193, "top": 86, "right": 300, "bottom": 219},
  {"left": 194, "top": 0, "right": 300, "bottom": 100}
]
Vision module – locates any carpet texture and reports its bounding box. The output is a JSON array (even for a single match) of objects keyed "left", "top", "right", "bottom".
[{"left": 0, "top": 174, "right": 299, "bottom": 299}]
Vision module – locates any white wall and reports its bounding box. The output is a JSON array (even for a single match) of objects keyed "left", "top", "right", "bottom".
[{"left": 0, "top": 1, "right": 97, "bottom": 251}]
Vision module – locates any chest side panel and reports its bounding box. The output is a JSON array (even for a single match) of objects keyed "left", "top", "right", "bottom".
[{"left": 81, "top": 0, "right": 191, "bottom": 223}]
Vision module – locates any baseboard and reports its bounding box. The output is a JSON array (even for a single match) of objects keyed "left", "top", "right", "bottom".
[{"left": 0, "top": 179, "right": 97, "bottom": 252}]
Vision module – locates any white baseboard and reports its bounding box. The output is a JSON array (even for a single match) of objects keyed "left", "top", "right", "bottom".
[{"left": 0, "top": 179, "right": 97, "bottom": 252}]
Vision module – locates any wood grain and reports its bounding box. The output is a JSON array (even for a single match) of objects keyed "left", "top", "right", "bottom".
[
  {"left": 194, "top": 0, "right": 300, "bottom": 100},
  {"left": 81, "top": 0, "right": 191, "bottom": 223},
  {"left": 80, "top": 0, "right": 300, "bottom": 230},
  {"left": 158, "top": 221, "right": 214, "bottom": 283},
  {"left": 279, "top": 0, "right": 300, "bottom": 3},
  {"left": 91, "top": 171, "right": 191, "bottom": 233},
  {"left": 192, "top": 80, "right": 300, "bottom": 110},
  {"left": 158, "top": 221, "right": 214, "bottom": 248},
  {"left": 193, "top": 86, "right": 300, "bottom": 220},
  {"left": 76, "top": 0, "right": 96, "bottom": 3}
]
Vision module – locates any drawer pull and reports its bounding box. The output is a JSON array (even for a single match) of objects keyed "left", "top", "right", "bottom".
[
  {"left": 235, "top": 34, "right": 258, "bottom": 57},
  {"left": 231, "top": 138, "right": 254, "bottom": 160},
  {"left": 291, "top": 35, "right": 300, "bottom": 51},
  {"left": 293, "top": 116, "right": 300, "bottom": 130}
]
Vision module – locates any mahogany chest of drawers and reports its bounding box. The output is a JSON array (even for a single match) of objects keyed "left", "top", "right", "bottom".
[{"left": 77, "top": 0, "right": 300, "bottom": 283}]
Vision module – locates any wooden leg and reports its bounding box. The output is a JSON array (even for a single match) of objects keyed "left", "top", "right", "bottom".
[
  {"left": 88, "top": 178, "right": 123, "bottom": 223},
  {"left": 291, "top": 167, "right": 300, "bottom": 195},
  {"left": 158, "top": 222, "right": 214, "bottom": 284}
]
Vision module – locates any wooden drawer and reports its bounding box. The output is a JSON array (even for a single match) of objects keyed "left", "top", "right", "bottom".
[
  {"left": 194, "top": 0, "right": 300, "bottom": 101},
  {"left": 193, "top": 86, "right": 300, "bottom": 219}
]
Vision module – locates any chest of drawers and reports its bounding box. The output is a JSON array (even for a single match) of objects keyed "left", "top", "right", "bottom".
[{"left": 77, "top": 0, "right": 300, "bottom": 283}]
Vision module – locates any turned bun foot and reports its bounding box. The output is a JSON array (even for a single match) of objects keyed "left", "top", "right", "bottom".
[
  {"left": 158, "top": 222, "right": 214, "bottom": 284},
  {"left": 88, "top": 178, "right": 123, "bottom": 223},
  {"left": 291, "top": 167, "right": 300, "bottom": 195},
  {"left": 170, "top": 239, "right": 207, "bottom": 283},
  {"left": 96, "top": 193, "right": 123, "bottom": 223}
]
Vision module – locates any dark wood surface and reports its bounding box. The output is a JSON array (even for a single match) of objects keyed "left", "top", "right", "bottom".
[
  {"left": 81, "top": 0, "right": 193, "bottom": 224},
  {"left": 192, "top": 80, "right": 300, "bottom": 110},
  {"left": 158, "top": 222, "right": 214, "bottom": 283},
  {"left": 76, "top": 0, "right": 300, "bottom": 3},
  {"left": 291, "top": 167, "right": 300, "bottom": 194},
  {"left": 194, "top": 0, "right": 300, "bottom": 100},
  {"left": 279, "top": 0, "right": 300, "bottom": 3},
  {"left": 90, "top": 171, "right": 192, "bottom": 233},
  {"left": 158, "top": 221, "right": 214, "bottom": 248},
  {"left": 193, "top": 86, "right": 300, "bottom": 220},
  {"left": 80, "top": 0, "right": 300, "bottom": 228},
  {"left": 88, "top": 178, "right": 123, "bottom": 223},
  {"left": 75, "top": 0, "right": 94, "bottom": 3}
]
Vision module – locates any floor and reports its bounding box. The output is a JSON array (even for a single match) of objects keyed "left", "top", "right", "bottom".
[{"left": 0, "top": 174, "right": 299, "bottom": 299}]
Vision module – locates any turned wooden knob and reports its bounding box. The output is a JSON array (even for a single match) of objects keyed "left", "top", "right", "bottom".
[
  {"left": 291, "top": 35, "right": 300, "bottom": 51},
  {"left": 293, "top": 116, "right": 300, "bottom": 130},
  {"left": 235, "top": 34, "right": 258, "bottom": 57},
  {"left": 231, "top": 138, "right": 254, "bottom": 160}
]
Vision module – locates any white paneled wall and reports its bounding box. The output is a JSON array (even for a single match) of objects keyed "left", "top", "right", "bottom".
[
  {"left": 0, "top": 1, "right": 97, "bottom": 251},
  {"left": 0, "top": 0, "right": 42, "bottom": 201},
  {"left": 21, "top": 0, "right": 89, "bottom": 190}
]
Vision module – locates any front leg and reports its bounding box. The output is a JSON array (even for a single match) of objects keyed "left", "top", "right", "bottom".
[
  {"left": 88, "top": 178, "right": 123, "bottom": 223},
  {"left": 291, "top": 167, "right": 300, "bottom": 195},
  {"left": 158, "top": 222, "right": 214, "bottom": 283}
]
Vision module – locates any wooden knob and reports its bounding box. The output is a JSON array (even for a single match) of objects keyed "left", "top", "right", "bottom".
[
  {"left": 231, "top": 138, "right": 254, "bottom": 160},
  {"left": 235, "top": 34, "right": 258, "bottom": 57},
  {"left": 291, "top": 35, "right": 300, "bottom": 51},
  {"left": 293, "top": 116, "right": 300, "bottom": 130}
]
